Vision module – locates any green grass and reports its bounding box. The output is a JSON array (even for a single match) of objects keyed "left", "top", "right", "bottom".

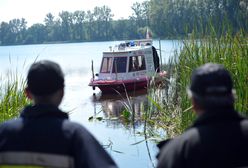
[
  {"left": 147, "top": 29, "right": 248, "bottom": 138},
  {"left": 0, "top": 72, "right": 29, "bottom": 123},
  {"left": 174, "top": 30, "right": 248, "bottom": 130}
]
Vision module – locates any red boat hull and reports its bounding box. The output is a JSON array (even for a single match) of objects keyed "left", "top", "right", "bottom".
[
  {"left": 89, "top": 78, "right": 148, "bottom": 93},
  {"left": 89, "top": 71, "right": 167, "bottom": 94}
]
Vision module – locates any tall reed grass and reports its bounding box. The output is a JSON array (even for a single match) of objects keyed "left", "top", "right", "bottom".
[
  {"left": 0, "top": 72, "right": 29, "bottom": 123},
  {"left": 148, "top": 29, "right": 248, "bottom": 138}
]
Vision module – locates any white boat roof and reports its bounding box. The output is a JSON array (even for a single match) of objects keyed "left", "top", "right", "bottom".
[
  {"left": 103, "top": 39, "right": 153, "bottom": 54},
  {"left": 125, "top": 39, "right": 153, "bottom": 45}
]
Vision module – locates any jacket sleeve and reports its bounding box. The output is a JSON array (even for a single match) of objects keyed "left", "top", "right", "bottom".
[{"left": 72, "top": 125, "right": 118, "bottom": 168}]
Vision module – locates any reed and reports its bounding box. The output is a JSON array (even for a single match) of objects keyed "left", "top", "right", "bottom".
[
  {"left": 146, "top": 29, "right": 248, "bottom": 138},
  {"left": 0, "top": 72, "right": 29, "bottom": 123},
  {"left": 178, "top": 30, "right": 247, "bottom": 129}
]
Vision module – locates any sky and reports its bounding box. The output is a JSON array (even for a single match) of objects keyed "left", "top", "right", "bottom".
[{"left": 0, "top": 0, "right": 145, "bottom": 26}]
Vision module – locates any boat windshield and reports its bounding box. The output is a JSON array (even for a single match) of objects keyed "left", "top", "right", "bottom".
[
  {"left": 112, "top": 57, "right": 127, "bottom": 73},
  {"left": 100, "top": 57, "right": 113, "bottom": 73}
]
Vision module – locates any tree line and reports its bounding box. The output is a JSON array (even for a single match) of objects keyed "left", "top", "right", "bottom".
[{"left": 0, "top": 0, "right": 247, "bottom": 45}]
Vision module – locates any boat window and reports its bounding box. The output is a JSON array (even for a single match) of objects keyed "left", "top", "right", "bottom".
[
  {"left": 100, "top": 57, "right": 113, "bottom": 73},
  {"left": 112, "top": 57, "right": 127, "bottom": 73},
  {"left": 129, "top": 55, "right": 146, "bottom": 72}
]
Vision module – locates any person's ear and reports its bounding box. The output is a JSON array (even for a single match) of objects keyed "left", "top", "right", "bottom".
[
  {"left": 192, "top": 97, "right": 197, "bottom": 111},
  {"left": 25, "top": 87, "right": 33, "bottom": 100},
  {"left": 192, "top": 97, "right": 203, "bottom": 116},
  {"left": 55, "top": 88, "right": 64, "bottom": 106},
  {"left": 59, "top": 88, "right": 64, "bottom": 99}
]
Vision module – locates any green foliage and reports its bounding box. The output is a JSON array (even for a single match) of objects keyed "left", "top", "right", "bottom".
[
  {"left": 2, "top": 0, "right": 247, "bottom": 45},
  {"left": 0, "top": 73, "right": 29, "bottom": 123},
  {"left": 121, "top": 109, "right": 131, "bottom": 121},
  {"left": 0, "top": 3, "right": 149, "bottom": 45},
  {"left": 149, "top": 0, "right": 248, "bottom": 38},
  {"left": 159, "top": 29, "right": 248, "bottom": 134},
  {"left": 146, "top": 76, "right": 183, "bottom": 138}
]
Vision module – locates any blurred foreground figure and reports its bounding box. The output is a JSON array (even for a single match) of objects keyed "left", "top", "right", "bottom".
[
  {"left": 157, "top": 63, "right": 248, "bottom": 168},
  {"left": 0, "top": 60, "right": 117, "bottom": 168}
]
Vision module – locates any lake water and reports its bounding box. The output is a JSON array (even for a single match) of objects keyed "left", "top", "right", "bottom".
[{"left": 0, "top": 40, "right": 179, "bottom": 168}]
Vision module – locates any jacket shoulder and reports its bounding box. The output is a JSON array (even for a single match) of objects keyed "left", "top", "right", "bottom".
[
  {"left": 0, "top": 118, "right": 24, "bottom": 132},
  {"left": 157, "top": 128, "right": 199, "bottom": 167}
]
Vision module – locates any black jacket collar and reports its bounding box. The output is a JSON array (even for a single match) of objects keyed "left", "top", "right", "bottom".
[
  {"left": 192, "top": 107, "right": 243, "bottom": 127},
  {"left": 20, "top": 104, "right": 68, "bottom": 119}
]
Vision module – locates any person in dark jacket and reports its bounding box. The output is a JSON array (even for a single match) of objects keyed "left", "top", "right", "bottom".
[
  {"left": 157, "top": 63, "right": 248, "bottom": 168},
  {"left": 0, "top": 60, "right": 117, "bottom": 168}
]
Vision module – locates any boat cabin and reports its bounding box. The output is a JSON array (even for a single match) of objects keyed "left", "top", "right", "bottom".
[{"left": 89, "top": 39, "right": 161, "bottom": 93}]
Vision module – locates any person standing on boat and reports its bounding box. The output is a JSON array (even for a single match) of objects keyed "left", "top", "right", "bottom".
[
  {"left": 0, "top": 60, "right": 117, "bottom": 168},
  {"left": 157, "top": 63, "right": 248, "bottom": 168}
]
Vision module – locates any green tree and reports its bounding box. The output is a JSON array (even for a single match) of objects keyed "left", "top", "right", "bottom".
[
  {"left": 85, "top": 10, "right": 94, "bottom": 40},
  {"left": 44, "top": 13, "right": 56, "bottom": 41},
  {"left": 0, "top": 22, "right": 14, "bottom": 45},
  {"left": 1, "top": 1, "right": 247, "bottom": 45},
  {"left": 9, "top": 18, "right": 27, "bottom": 44},
  {"left": 59, "top": 11, "right": 72, "bottom": 41},
  {"left": 149, "top": 0, "right": 169, "bottom": 37},
  {"left": 73, "top": 10, "right": 86, "bottom": 40},
  {"left": 101, "top": 5, "right": 113, "bottom": 40},
  {"left": 24, "top": 24, "right": 46, "bottom": 44},
  {"left": 130, "top": 1, "right": 150, "bottom": 37},
  {"left": 92, "top": 6, "right": 113, "bottom": 40}
]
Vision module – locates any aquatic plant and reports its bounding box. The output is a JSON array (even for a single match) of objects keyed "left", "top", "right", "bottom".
[
  {"left": 139, "top": 24, "right": 247, "bottom": 140},
  {"left": 146, "top": 70, "right": 182, "bottom": 138},
  {"left": 0, "top": 72, "right": 29, "bottom": 123},
  {"left": 154, "top": 29, "right": 248, "bottom": 137}
]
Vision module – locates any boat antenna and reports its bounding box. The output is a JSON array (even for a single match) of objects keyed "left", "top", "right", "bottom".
[{"left": 91, "top": 60, "right": 95, "bottom": 80}]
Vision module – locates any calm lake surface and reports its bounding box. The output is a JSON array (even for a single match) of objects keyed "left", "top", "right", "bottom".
[{"left": 0, "top": 40, "right": 179, "bottom": 168}]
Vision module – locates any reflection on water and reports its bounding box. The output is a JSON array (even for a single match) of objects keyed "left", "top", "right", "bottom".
[
  {"left": 90, "top": 89, "right": 157, "bottom": 168},
  {"left": 91, "top": 89, "right": 148, "bottom": 129}
]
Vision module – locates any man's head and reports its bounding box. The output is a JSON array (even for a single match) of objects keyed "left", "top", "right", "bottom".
[
  {"left": 26, "top": 60, "right": 65, "bottom": 106},
  {"left": 188, "top": 63, "right": 235, "bottom": 114}
]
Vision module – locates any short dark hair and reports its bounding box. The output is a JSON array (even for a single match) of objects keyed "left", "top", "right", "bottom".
[
  {"left": 189, "top": 63, "right": 234, "bottom": 109},
  {"left": 27, "top": 60, "right": 64, "bottom": 96}
]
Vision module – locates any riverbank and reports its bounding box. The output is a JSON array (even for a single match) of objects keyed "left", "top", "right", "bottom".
[{"left": 149, "top": 30, "right": 248, "bottom": 138}]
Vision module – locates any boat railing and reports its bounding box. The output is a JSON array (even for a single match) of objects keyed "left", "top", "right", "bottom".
[
  {"left": 125, "top": 39, "right": 153, "bottom": 46},
  {"left": 108, "top": 39, "right": 153, "bottom": 52},
  {"left": 115, "top": 39, "right": 153, "bottom": 51}
]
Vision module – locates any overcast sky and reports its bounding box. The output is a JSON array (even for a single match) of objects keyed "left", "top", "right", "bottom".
[{"left": 0, "top": 0, "right": 145, "bottom": 26}]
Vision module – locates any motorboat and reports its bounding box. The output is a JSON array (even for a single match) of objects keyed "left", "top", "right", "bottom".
[{"left": 89, "top": 38, "right": 167, "bottom": 93}]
